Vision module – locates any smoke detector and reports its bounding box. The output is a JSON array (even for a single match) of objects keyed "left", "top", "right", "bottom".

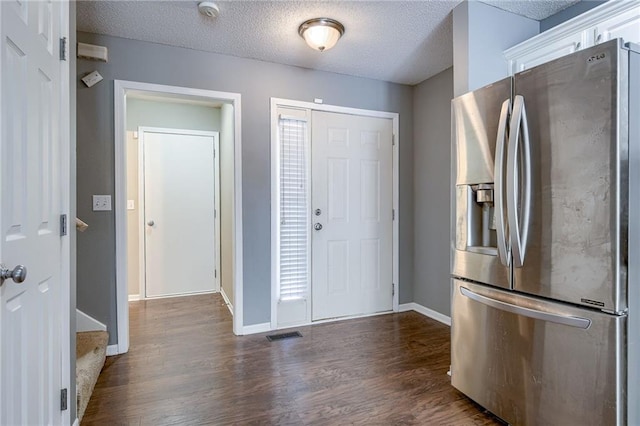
[{"left": 198, "top": 2, "right": 220, "bottom": 18}]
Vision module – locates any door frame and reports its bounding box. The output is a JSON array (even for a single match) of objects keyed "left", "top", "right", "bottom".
[
  {"left": 60, "top": 2, "right": 72, "bottom": 424},
  {"left": 114, "top": 80, "right": 244, "bottom": 354},
  {"left": 269, "top": 98, "right": 400, "bottom": 330},
  {"left": 60, "top": 2, "right": 72, "bottom": 423},
  {"left": 137, "top": 127, "right": 221, "bottom": 299}
]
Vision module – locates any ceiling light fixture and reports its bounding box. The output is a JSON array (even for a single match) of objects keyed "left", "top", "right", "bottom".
[{"left": 298, "top": 18, "right": 345, "bottom": 52}]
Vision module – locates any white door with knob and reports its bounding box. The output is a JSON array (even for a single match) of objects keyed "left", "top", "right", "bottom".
[
  {"left": 311, "top": 111, "right": 393, "bottom": 320},
  {"left": 1, "top": 1, "right": 70, "bottom": 424},
  {"left": 141, "top": 128, "right": 220, "bottom": 298}
]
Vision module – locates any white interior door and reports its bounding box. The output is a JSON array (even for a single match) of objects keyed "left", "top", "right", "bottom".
[
  {"left": 1, "top": 1, "right": 67, "bottom": 424},
  {"left": 311, "top": 111, "right": 393, "bottom": 320},
  {"left": 142, "top": 129, "right": 219, "bottom": 298}
]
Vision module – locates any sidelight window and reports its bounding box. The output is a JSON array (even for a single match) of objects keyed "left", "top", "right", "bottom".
[{"left": 277, "top": 114, "right": 310, "bottom": 301}]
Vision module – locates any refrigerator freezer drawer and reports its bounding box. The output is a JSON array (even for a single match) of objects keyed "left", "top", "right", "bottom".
[{"left": 451, "top": 279, "right": 626, "bottom": 426}]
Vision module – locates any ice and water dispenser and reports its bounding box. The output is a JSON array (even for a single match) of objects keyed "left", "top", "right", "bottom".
[{"left": 456, "top": 183, "right": 497, "bottom": 256}]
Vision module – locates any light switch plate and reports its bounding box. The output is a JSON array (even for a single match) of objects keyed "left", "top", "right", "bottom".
[
  {"left": 127, "top": 200, "right": 135, "bottom": 210},
  {"left": 92, "top": 195, "right": 112, "bottom": 211}
]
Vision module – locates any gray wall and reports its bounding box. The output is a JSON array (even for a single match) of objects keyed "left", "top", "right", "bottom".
[
  {"left": 453, "top": 1, "right": 539, "bottom": 96},
  {"left": 76, "top": 32, "right": 414, "bottom": 340},
  {"left": 412, "top": 67, "right": 454, "bottom": 315},
  {"left": 540, "top": 0, "right": 606, "bottom": 31}
]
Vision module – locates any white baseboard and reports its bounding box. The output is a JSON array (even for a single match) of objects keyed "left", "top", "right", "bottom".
[
  {"left": 73, "top": 418, "right": 79, "bottom": 426},
  {"left": 398, "top": 303, "right": 414, "bottom": 313},
  {"left": 106, "top": 344, "right": 119, "bottom": 356},
  {"left": 241, "top": 306, "right": 449, "bottom": 336},
  {"left": 242, "top": 322, "right": 271, "bottom": 335},
  {"left": 128, "top": 294, "right": 140, "bottom": 302},
  {"left": 76, "top": 309, "right": 107, "bottom": 332},
  {"left": 399, "top": 302, "right": 451, "bottom": 326},
  {"left": 220, "top": 288, "right": 234, "bottom": 316}
]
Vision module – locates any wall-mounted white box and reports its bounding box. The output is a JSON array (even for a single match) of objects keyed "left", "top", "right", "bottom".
[{"left": 77, "top": 42, "right": 108, "bottom": 62}]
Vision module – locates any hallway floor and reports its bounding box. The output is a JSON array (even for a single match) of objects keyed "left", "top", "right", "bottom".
[{"left": 82, "top": 294, "right": 503, "bottom": 425}]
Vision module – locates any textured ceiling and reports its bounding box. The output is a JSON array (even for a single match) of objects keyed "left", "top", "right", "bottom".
[
  {"left": 482, "top": 0, "right": 581, "bottom": 19},
  {"left": 76, "top": 0, "right": 580, "bottom": 85}
]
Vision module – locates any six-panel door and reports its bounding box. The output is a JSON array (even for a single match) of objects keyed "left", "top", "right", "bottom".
[
  {"left": 1, "top": 1, "right": 65, "bottom": 424},
  {"left": 311, "top": 111, "right": 393, "bottom": 320}
]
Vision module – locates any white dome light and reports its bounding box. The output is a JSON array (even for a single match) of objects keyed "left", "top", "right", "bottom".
[
  {"left": 298, "top": 18, "right": 345, "bottom": 52},
  {"left": 198, "top": 2, "right": 220, "bottom": 19}
]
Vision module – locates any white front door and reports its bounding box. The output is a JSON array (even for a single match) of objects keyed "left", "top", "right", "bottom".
[
  {"left": 1, "top": 1, "right": 68, "bottom": 424},
  {"left": 311, "top": 111, "right": 393, "bottom": 320},
  {"left": 141, "top": 129, "right": 219, "bottom": 298}
]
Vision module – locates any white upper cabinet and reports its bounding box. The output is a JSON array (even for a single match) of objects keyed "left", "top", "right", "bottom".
[
  {"left": 505, "top": 2, "right": 640, "bottom": 75},
  {"left": 509, "top": 31, "right": 586, "bottom": 73},
  {"left": 593, "top": 6, "right": 640, "bottom": 45}
]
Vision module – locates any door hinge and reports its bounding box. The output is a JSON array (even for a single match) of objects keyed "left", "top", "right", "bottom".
[
  {"left": 60, "top": 388, "right": 68, "bottom": 411},
  {"left": 214, "top": 209, "right": 217, "bottom": 219},
  {"left": 59, "top": 37, "right": 67, "bottom": 61},
  {"left": 392, "top": 283, "right": 395, "bottom": 296},
  {"left": 392, "top": 209, "right": 395, "bottom": 220},
  {"left": 392, "top": 134, "right": 396, "bottom": 146},
  {"left": 214, "top": 269, "right": 217, "bottom": 279},
  {"left": 60, "top": 214, "right": 68, "bottom": 236}
]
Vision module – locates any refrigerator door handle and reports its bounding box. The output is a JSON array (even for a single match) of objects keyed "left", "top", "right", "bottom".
[
  {"left": 460, "top": 286, "right": 592, "bottom": 329},
  {"left": 507, "top": 95, "right": 532, "bottom": 268},
  {"left": 494, "top": 99, "right": 511, "bottom": 267}
]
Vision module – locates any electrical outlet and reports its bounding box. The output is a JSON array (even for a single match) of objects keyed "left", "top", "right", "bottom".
[{"left": 92, "top": 195, "right": 112, "bottom": 211}]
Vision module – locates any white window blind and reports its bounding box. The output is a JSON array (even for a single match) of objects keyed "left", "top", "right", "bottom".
[{"left": 278, "top": 116, "right": 309, "bottom": 301}]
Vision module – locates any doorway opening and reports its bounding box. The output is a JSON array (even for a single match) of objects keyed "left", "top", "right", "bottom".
[
  {"left": 270, "top": 98, "right": 400, "bottom": 330},
  {"left": 114, "top": 81, "right": 244, "bottom": 354},
  {"left": 131, "top": 126, "right": 221, "bottom": 300}
]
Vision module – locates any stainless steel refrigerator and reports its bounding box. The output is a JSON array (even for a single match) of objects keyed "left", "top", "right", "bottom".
[{"left": 450, "top": 39, "right": 639, "bottom": 425}]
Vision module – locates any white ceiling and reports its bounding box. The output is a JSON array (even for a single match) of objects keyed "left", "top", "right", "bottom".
[{"left": 76, "top": 0, "right": 580, "bottom": 85}]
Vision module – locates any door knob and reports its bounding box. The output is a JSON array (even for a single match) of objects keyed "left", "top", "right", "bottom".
[
  {"left": 0, "top": 264, "right": 27, "bottom": 285},
  {"left": 314, "top": 223, "right": 323, "bottom": 231},
  {"left": 147, "top": 220, "right": 155, "bottom": 226}
]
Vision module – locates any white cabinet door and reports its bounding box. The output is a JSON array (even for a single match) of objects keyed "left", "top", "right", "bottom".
[
  {"left": 506, "top": 2, "right": 640, "bottom": 76},
  {"left": 593, "top": 6, "right": 640, "bottom": 45},
  {"left": 510, "top": 31, "right": 585, "bottom": 74}
]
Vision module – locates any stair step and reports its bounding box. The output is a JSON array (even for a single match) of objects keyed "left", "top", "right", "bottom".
[{"left": 76, "top": 331, "right": 108, "bottom": 423}]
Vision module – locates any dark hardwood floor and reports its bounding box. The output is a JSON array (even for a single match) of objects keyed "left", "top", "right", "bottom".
[{"left": 82, "top": 294, "right": 503, "bottom": 425}]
